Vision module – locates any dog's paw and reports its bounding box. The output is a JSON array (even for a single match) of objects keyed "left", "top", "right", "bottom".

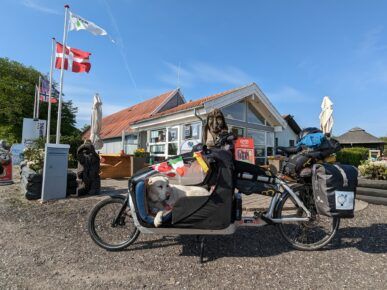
[{"left": 154, "top": 212, "right": 163, "bottom": 227}]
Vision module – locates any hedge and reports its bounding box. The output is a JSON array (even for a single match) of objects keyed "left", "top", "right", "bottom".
[{"left": 336, "top": 147, "right": 369, "bottom": 167}]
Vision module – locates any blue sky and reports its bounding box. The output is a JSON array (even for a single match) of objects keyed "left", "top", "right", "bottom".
[{"left": 1, "top": 0, "right": 387, "bottom": 136}]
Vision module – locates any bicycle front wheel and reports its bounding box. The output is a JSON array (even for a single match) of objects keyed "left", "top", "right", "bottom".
[
  {"left": 88, "top": 196, "right": 139, "bottom": 251},
  {"left": 276, "top": 192, "right": 340, "bottom": 251}
]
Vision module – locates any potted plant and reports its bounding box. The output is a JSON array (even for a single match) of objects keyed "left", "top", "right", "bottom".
[{"left": 132, "top": 148, "right": 149, "bottom": 174}]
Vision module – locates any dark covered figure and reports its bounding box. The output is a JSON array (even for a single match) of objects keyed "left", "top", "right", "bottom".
[
  {"left": 76, "top": 140, "right": 101, "bottom": 196},
  {"left": 202, "top": 108, "right": 229, "bottom": 148}
]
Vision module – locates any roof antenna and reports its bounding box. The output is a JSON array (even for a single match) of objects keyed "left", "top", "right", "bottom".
[{"left": 177, "top": 61, "right": 181, "bottom": 89}]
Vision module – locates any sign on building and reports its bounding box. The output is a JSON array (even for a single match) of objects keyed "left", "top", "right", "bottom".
[{"left": 234, "top": 137, "right": 255, "bottom": 164}]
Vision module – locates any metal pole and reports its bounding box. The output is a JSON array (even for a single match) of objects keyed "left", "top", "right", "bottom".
[
  {"left": 37, "top": 76, "right": 41, "bottom": 119},
  {"left": 56, "top": 5, "right": 70, "bottom": 144},
  {"left": 46, "top": 37, "right": 56, "bottom": 144},
  {"left": 33, "top": 85, "right": 37, "bottom": 119}
]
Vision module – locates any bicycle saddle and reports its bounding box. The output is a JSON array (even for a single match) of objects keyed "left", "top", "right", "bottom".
[{"left": 276, "top": 146, "right": 302, "bottom": 156}]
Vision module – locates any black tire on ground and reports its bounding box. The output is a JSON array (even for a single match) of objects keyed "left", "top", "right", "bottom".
[
  {"left": 276, "top": 192, "right": 340, "bottom": 251},
  {"left": 88, "top": 196, "right": 140, "bottom": 251}
]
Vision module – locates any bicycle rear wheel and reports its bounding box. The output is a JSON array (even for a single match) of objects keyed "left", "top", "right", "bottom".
[
  {"left": 276, "top": 191, "right": 339, "bottom": 251},
  {"left": 88, "top": 196, "right": 139, "bottom": 251}
]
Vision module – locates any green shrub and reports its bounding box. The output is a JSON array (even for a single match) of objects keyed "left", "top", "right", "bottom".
[
  {"left": 336, "top": 147, "right": 369, "bottom": 167},
  {"left": 358, "top": 160, "right": 387, "bottom": 180},
  {"left": 29, "top": 135, "right": 83, "bottom": 169}
]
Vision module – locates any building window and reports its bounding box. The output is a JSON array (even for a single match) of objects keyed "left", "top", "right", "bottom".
[
  {"left": 149, "top": 126, "right": 179, "bottom": 158},
  {"left": 168, "top": 143, "right": 178, "bottom": 155},
  {"left": 167, "top": 126, "right": 179, "bottom": 156},
  {"left": 275, "top": 137, "right": 278, "bottom": 148},
  {"left": 150, "top": 144, "right": 165, "bottom": 155},
  {"left": 150, "top": 129, "right": 166, "bottom": 143},
  {"left": 247, "top": 129, "right": 265, "bottom": 146},
  {"left": 184, "top": 123, "right": 201, "bottom": 140},
  {"left": 231, "top": 126, "right": 245, "bottom": 137},
  {"left": 266, "top": 132, "right": 274, "bottom": 147},
  {"left": 289, "top": 139, "right": 295, "bottom": 146},
  {"left": 126, "top": 134, "right": 138, "bottom": 145},
  {"left": 247, "top": 102, "right": 265, "bottom": 125},
  {"left": 221, "top": 100, "right": 246, "bottom": 121},
  {"left": 168, "top": 127, "right": 178, "bottom": 142}
]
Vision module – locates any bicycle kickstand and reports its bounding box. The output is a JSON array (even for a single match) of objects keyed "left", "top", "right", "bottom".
[{"left": 199, "top": 236, "right": 205, "bottom": 264}]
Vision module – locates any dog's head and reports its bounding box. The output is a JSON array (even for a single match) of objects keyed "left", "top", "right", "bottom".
[{"left": 147, "top": 175, "right": 172, "bottom": 203}]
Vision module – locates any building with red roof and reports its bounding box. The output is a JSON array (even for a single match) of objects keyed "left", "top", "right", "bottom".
[{"left": 84, "top": 83, "right": 294, "bottom": 164}]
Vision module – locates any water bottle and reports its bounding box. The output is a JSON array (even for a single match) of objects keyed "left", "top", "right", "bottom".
[{"left": 235, "top": 192, "right": 242, "bottom": 221}]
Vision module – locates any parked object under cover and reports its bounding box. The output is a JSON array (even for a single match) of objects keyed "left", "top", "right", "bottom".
[
  {"left": 312, "top": 163, "right": 358, "bottom": 218},
  {"left": 90, "top": 94, "right": 103, "bottom": 150},
  {"left": 319, "top": 96, "right": 334, "bottom": 135}
]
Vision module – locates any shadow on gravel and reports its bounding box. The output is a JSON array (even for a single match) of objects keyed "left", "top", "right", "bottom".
[
  {"left": 123, "top": 224, "right": 387, "bottom": 263},
  {"left": 333, "top": 223, "right": 387, "bottom": 254},
  {"left": 68, "top": 187, "right": 127, "bottom": 199}
]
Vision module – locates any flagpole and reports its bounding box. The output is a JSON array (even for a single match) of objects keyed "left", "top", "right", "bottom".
[
  {"left": 56, "top": 4, "right": 70, "bottom": 144},
  {"left": 37, "top": 76, "right": 41, "bottom": 119},
  {"left": 46, "top": 37, "right": 56, "bottom": 144},
  {"left": 33, "top": 85, "right": 37, "bottom": 119}
]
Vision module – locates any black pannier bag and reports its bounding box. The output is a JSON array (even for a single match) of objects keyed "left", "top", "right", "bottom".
[
  {"left": 312, "top": 163, "right": 358, "bottom": 218},
  {"left": 283, "top": 153, "right": 310, "bottom": 177}
]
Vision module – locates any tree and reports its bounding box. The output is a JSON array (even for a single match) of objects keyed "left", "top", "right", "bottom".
[{"left": 0, "top": 57, "right": 79, "bottom": 143}]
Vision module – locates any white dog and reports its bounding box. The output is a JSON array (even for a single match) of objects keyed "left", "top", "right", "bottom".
[{"left": 147, "top": 175, "right": 210, "bottom": 227}]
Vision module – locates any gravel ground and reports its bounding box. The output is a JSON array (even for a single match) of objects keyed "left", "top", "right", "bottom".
[{"left": 1, "top": 172, "right": 386, "bottom": 289}]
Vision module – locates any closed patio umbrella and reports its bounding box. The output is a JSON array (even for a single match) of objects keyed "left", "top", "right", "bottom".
[
  {"left": 90, "top": 94, "right": 103, "bottom": 150},
  {"left": 319, "top": 96, "right": 334, "bottom": 136}
]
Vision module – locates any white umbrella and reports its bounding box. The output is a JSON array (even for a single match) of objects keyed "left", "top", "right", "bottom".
[
  {"left": 319, "top": 96, "right": 334, "bottom": 135},
  {"left": 90, "top": 94, "right": 103, "bottom": 150}
]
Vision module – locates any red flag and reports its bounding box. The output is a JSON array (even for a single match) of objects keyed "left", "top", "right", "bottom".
[{"left": 55, "top": 42, "right": 91, "bottom": 73}]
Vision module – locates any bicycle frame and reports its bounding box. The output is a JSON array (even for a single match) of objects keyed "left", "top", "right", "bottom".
[{"left": 126, "top": 176, "right": 312, "bottom": 236}]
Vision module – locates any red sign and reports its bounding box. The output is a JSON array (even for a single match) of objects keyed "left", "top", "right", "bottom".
[
  {"left": 234, "top": 137, "right": 255, "bottom": 164},
  {"left": 0, "top": 160, "right": 13, "bottom": 185}
]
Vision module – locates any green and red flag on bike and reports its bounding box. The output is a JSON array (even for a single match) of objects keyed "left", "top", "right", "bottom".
[
  {"left": 152, "top": 162, "right": 175, "bottom": 177},
  {"left": 169, "top": 156, "right": 185, "bottom": 176}
]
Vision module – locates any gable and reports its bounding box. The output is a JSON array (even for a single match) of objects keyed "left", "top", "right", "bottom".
[{"left": 158, "top": 92, "right": 185, "bottom": 113}]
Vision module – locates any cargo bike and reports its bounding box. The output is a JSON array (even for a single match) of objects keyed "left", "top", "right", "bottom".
[{"left": 88, "top": 134, "right": 357, "bottom": 262}]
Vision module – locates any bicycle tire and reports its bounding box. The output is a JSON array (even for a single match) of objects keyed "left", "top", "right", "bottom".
[
  {"left": 276, "top": 192, "right": 340, "bottom": 251},
  {"left": 88, "top": 196, "right": 140, "bottom": 251}
]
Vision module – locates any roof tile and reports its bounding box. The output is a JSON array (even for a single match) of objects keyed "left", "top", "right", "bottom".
[{"left": 83, "top": 90, "right": 175, "bottom": 139}]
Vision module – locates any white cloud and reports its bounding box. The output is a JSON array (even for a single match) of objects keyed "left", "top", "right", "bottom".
[
  {"left": 64, "top": 85, "right": 96, "bottom": 98},
  {"left": 268, "top": 85, "right": 313, "bottom": 104},
  {"left": 22, "top": 0, "right": 60, "bottom": 15},
  {"left": 160, "top": 61, "right": 253, "bottom": 88},
  {"left": 356, "top": 26, "right": 387, "bottom": 56},
  {"left": 74, "top": 100, "right": 127, "bottom": 124},
  {"left": 99, "top": 0, "right": 137, "bottom": 89}
]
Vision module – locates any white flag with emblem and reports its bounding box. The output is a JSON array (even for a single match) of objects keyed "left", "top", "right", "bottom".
[{"left": 69, "top": 11, "right": 107, "bottom": 36}]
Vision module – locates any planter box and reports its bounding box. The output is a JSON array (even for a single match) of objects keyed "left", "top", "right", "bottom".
[
  {"left": 131, "top": 157, "right": 147, "bottom": 175},
  {"left": 100, "top": 154, "right": 132, "bottom": 179}
]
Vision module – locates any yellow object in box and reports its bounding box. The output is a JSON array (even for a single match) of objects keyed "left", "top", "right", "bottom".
[
  {"left": 193, "top": 152, "right": 209, "bottom": 173},
  {"left": 324, "top": 155, "right": 336, "bottom": 164}
]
